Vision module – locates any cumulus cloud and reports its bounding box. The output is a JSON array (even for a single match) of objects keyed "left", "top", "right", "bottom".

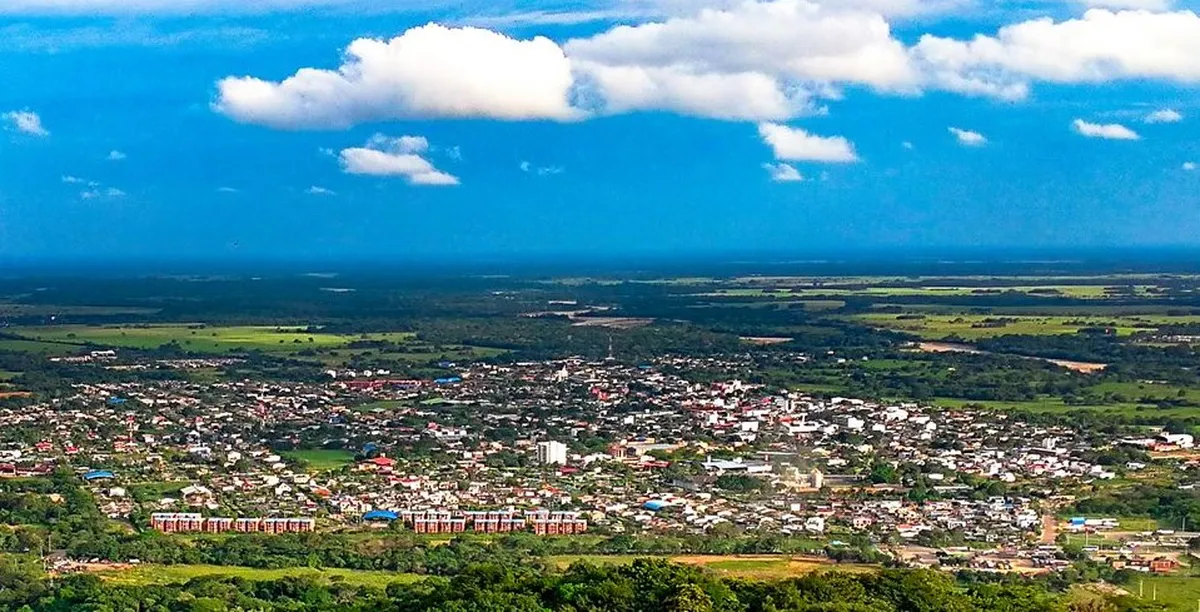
[
  {"left": 106, "top": 149, "right": 127, "bottom": 161},
  {"left": 1183, "top": 161, "right": 1196, "bottom": 171},
  {"left": 566, "top": 0, "right": 916, "bottom": 120},
  {"left": 948, "top": 127, "right": 986, "bottom": 146},
  {"left": 1145, "top": 108, "right": 1183, "bottom": 123},
  {"left": 338, "top": 134, "right": 460, "bottom": 186},
  {"left": 758, "top": 122, "right": 858, "bottom": 162},
  {"left": 215, "top": 24, "right": 578, "bottom": 129},
  {"left": 61, "top": 175, "right": 85, "bottom": 184},
  {"left": 307, "top": 186, "right": 337, "bottom": 196},
  {"left": 1072, "top": 118, "right": 1140, "bottom": 139},
  {"left": 763, "top": 162, "right": 804, "bottom": 182},
  {"left": 913, "top": 9, "right": 1200, "bottom": 100},
  {"left": 2, "top": 110, "right": 49, "bottom": 136}
]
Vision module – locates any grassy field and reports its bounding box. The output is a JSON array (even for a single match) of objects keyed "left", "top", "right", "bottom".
[
  {"left": 281, "top": 449, "right": 357, "bottom": 472},
  {"left": 548, "top": 554, "right": 865, "bottom": 579},
  {"left": 1121, "top": 575, "right": 1200, "bottom": 611},
  {"left": 95, "top": 564, "right": 421, "bottom": 588},
  {"left": 11, "top": 325, "right": 413, "bottom": 354},
  {"left": 0, "top": 338, "right": 81, "bottom": 355},
  {"left": 1090, "top": 381, "right": 1200, "bottom": 404},
  {"left": 850, "top": 313, "right": 1172, "bottom": 340},
  {"left": 932, "top": 397, "right": 1200, "bottom": 419}
]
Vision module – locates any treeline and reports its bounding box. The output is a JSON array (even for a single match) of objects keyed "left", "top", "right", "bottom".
[
  {"left": 0, "top": 556, "right": 1160, "bottom": 612},
  {"left": 1069, "top": 484, "right": 1200, "bottom": 530},
  {"left": 976, "top": 334, "right": 1200, "bottom": 385}
]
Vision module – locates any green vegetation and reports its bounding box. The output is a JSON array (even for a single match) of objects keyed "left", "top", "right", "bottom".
[
  {"left": 11, "top": 325, "right": 410, "bottom": 354},
  {"left": 97, "top": 563, "right": 421, "bottom": 588},
  {"left": 281, "top": 449, "right": 357, "bottom": 472},
  {"left": 850, "top": 313, "right": 1156, "bottom": 340}
]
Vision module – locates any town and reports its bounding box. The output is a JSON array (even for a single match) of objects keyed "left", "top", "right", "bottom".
[{"left": 4, "top": 349, "right": 1195, "bottom": 577}]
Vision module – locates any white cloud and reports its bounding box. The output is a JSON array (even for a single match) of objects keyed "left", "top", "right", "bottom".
[
  {"left": 763, "top": 162, "right": 804, "bottom": 182},
  {"left": 215, "top": 24, "right": 579, "bottom": 129},
  {"left": 217, "top": 187, "right": 241, "bottom": 193},
  {"left": 914, "top": 9, "right": 1200, "bottom": 100},
  {"left": 307, "top": 186, "right": 337, "bottom": 196},
  {"left": 1145, "top": 108, "right": 1183, "bottom": 123},
  {"left": 1183, "top": 161, "right": 1196, "bottom": 171},
  {"left": 2, "top": 110, "right": 49, "bottom": 137},
  {"left": 338, "top": 134, "right": 460, "bottom": 186},
  {"left": 948, "top": 127, "right": 986, "bottom": 146},
  {"left": 519, "top": 161, "right": 564, "bottom": 176},
  {"left": 566, "top": 0, "right": 917, "bottom": 120},
  {"left": 80, "top": 187, "right": 126, "bottom": 199},
  {"left": 1072, "top": 118, "right": 1140, "bottom": 139},
  {"left": 106, "top": 149, "right": 127, "bottom": 161},
  {"left": 61, "top": 175, "right": 85, "bottom": 184},
  {"left": 758, "top": 122, "right": 858, "bottom": 162},
  {"left": 902, "top": 141, "right": 914, "bottom": 149}
]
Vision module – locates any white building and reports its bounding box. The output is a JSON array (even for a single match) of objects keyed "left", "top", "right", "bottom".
[{"left": 537, "top": 441, "right": 568, "bottom": 465}]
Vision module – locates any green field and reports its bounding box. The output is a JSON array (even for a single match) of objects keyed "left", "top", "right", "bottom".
[
  {"left": 548, "top": 555, "right": 861, "bottom": 579},
  {"left": 932, "top": 397, "right": 1200, "bottom": 419},
  {"left": 851, "top": 313, "right": 1174, "bottom": 340},
  {"left": 281, "top": 449, "right": 357, "bottom": 472},
  {"left": 0, "top": 338, "right": 81, "bottom": 355},
  {"left": 96, "top": 564, "right": 421, "bottom": 588},
  {"left": 11, "top": 325, "right": 413, "bottom": 354},
  {"left": 1122, "top": 575, "right": 1200, "bottom": 611}
]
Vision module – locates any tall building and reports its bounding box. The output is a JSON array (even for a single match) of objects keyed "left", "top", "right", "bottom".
[{"left": 537, "top": 441, "right": 568, "bottom": 465}]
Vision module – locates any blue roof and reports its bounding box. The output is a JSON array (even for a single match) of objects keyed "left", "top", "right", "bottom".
[
  {"left": 107, "top": 397, "right": 127, "bottom": 404},
  {"left": 363, "top": 510, "right": 399, "bottom": 521},
  {"left": 83, "top": 470, "right": 115, "bottom": 481},
  {"left": 433, "top": 377, "right": 461, "bottom": 384},
  {"left": 643, "top": 500, "right": 669, "bottom": 511}
]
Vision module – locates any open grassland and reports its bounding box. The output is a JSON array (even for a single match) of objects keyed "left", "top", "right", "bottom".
[
  {"left": 549, "top": 554, "right": 867, "bottom": 579},
  {"left": 0, "top": 338, "right": 81, "bottom": 355},
  {"left": 95, "top": 564, "right": 421, "bottom": 588},
  {"left": 1118, "top": 575, "right": 1200, "bottom": 611},
  {"left": 849, "top": 313, "right": 1198, "bottom": 340},
  {"left": 10, "top": 325, "right": 413, "bottom": 354},
  {"left": 932, "top": 397, "right": 1200, "bottom": 419},
  {"left": 281, "top": 449, "right": 357, "bottom": 472}
]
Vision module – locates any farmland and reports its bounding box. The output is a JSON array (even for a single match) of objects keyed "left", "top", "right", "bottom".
[
  {"left": 847, "top": 313, "right": 1172, "bottom": 340},
  {"left": 9, "top": 325, "right": 413, "bottom": 354}
]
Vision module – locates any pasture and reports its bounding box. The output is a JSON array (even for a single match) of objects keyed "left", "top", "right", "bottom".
[
  {"left": 10, "top": 325, "right": 413, "bottom": 354},
  {"left": 95, "top": 563, "right": 421, "bottom": 588},
  {"left": 849, "top": 313, "right": 1176, "bottom": 340},
  {"left": 548, "top": 554, "right": 865, "bottom": 579},
  {"left": 281, "top": 449, "right": 357, "bottom": 472}
]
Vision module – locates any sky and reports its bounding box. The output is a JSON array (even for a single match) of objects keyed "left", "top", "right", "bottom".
[{"left": 2, "top": 0, "right": 1200, "bottom": 262}]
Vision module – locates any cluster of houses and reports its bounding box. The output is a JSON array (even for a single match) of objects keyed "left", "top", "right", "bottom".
[{"left": 2, "top": 350, "right": 1197, "bottom": 574}]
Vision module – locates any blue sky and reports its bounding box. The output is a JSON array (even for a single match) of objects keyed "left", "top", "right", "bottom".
[{"left": 2, "top": 0, "right": 1200, "bottom": 262}]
